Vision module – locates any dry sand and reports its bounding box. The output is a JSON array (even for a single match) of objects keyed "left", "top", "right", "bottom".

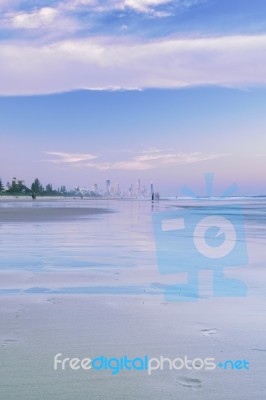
[{"left": 1, "top": 293, "right": 266, "bottom": 400}]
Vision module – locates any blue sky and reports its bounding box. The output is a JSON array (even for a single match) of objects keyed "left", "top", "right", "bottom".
[{"left": 0, "top": 0, "right": 266, "bottom": 195}]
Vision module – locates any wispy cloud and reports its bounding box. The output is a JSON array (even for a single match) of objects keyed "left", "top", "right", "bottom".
[
  {"left": 87, "top": 150, "right": 229, "bottom": 170},
  {"left": 46, "top": 151, "right": 98, "bottom": 163},
  {"left": 0, "top": 0, "right": 202, "bottom": 41},
  {"left": 104, "top": 0, "right": 173, "bottom": 16},
  {"left": 45, "top": 149, "right": 228, "bottom": 170},
  {"left": 0, "top": 0, "right": 200, "bottom": 24},
  {"left": 9, "top": 8, "right": 58, "bottom": 30},
  {"left": 1, "top": 7, "right": 79, "bottom": 34},
  {"left": 1, "top": 34, "right": 266, "bottom": 95},
  {"left": 61, "top": 0, "right": 190, "bottom": 15}
]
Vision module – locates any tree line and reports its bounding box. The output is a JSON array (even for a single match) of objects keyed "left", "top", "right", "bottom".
[{"left": 0, "top": 177, "right": 68, "bottom": 197}]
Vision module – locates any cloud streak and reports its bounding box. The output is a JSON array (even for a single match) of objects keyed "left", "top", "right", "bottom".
[
  {"left": 45, "top": 149, "right": 228, "bottom": 170},
  {"left": 60, "top": 0, "right": 192, "bottom": 16},
  {"left": 0, "top": 0, "right": 200, "bottom": 27},
  {"left": 46, "top": 151, "right": 98, "bottom": 163},
  {"left": 1, "top": 34, "right": 266, "bottom": 95}
]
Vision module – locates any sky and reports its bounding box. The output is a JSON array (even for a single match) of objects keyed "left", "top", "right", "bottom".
[{"left": 0, "top": 0, "right": 266, "bottom": 195}]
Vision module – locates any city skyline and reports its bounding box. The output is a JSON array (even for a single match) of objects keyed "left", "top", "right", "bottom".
[{"left": 1, "top": 175, "right": 154, "bottom": 199}]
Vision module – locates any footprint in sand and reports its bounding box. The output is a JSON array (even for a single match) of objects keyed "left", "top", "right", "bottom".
[
  {"left": 177, "top": 376, "right": 202, "bottom": 391},
  {"left": 251, "top": 348, "right": 266, "bottom": 352},
  {"left": 201, "top": 328, "right": 218, "bottom": 336},
  {"left": 47, "top": 298, "right": 63, "bottom": 304},
  {"left": 15, "top": 308, "right": 24, "bottom": 318},
  {"left": 1, "top": 339, "right": 17, "bottom": 347}
]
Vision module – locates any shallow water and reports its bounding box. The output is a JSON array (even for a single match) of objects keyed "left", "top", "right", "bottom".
[{"left": 0, "top": 197, "right": 265, "bottom": 298}]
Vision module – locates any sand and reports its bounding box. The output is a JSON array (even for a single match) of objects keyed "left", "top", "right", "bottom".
[
  {"left": 0, "top": 206, "right": 111, "bottom": 222},
  {"left": 0, "top": 198, "right": 265, "bottom": 400},
  {"left": 1, "top": 294, "right": 266, "bottom": 400}
]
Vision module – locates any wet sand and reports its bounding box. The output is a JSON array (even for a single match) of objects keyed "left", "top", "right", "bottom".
[
  {"left": 0, "top": 207, "right": 111, "bottom": 223},
  {"left": 0, "top": 198, "right": 266, "bottom": 400}
]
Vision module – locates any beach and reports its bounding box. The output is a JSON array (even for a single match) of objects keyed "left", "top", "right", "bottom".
[{"left": 0, "top": 198, "right": 266, "bottom": 399}]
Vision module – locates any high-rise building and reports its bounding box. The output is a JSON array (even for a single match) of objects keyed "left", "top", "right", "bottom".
[
  {"left": 129, "top": 184, "right": 133, "bottom": 197},
  {"left": 137, "top": 179, "right": 140, "bottom": 197},
  {"left": 106, "top": 180, "right": 111, "bottom": 196},
  {"left": 92, "top": 183, "right": 98, "bottom": 194},
  {"left": 114, "top": 183, "right": 120, "bottom": 196},
  {"left": 142, "top": 185, "right": 147, "bottom": 197}
]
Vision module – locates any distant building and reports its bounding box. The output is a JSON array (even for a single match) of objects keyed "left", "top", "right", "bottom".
[
  {"left": 114, "top": 183, "right": 120, "bottom": 196},
  {"left": 137, "top": 179, "right": 141, "bottom": 197},
  {"left": 110, "top": 185, "right": 115, "bottom": 196},
  {"left": 12, "top": 177, "right": 25, "bottom": 187},
  {"left": 106, "top": 180, "right": 111, "bottom": 196},
  {"left": 129, "top": 184, "right": 134, "bottom": 197},
  {"left": 92, "top": 183, "right": 98, "bottom": 194},
  {"left": 142, "top": 185, "right": 147, "bottom": 197}
]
